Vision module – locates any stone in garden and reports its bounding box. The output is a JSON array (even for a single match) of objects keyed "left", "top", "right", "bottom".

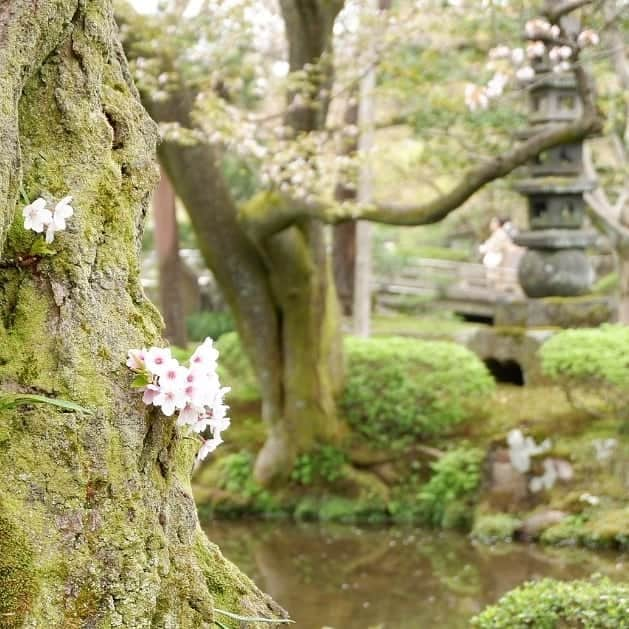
[
  {"left": 519, "top": 509, "right": 568, "bottom": 540},
  {"left": 487, "top": 448, "right": 529, "bottom": 510}
]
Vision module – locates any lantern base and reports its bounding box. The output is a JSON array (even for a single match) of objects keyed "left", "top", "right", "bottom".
[{"left": 517, "top": 247, "right": 594, "bottom": 298}]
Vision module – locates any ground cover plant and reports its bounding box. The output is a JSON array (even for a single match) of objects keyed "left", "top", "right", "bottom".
[{"left": 472, "top": 576, "right": 629, "bottom": 628}]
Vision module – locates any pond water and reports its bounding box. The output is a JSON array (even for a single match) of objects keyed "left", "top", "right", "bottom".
[{"left": 204, "top": 520, "right": 627, "bottom": 629}]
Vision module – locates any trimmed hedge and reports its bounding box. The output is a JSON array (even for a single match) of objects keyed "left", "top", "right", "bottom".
[
  {"left": 340, "top": 336, "right": 494, "bottom": 444},
  {"left": 215, "top": 333, "right": 495, "bottom": 440},
  {"left": 540, "top": 324, "right": 629, "bottom": 418},
  {"left": 472, "top": 576, "right": 629, "bottom": 628}
]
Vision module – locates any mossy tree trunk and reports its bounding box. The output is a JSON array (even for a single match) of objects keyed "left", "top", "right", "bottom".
[
  {"left": 333, "top": 98, "right": 359, "bottom": 317},
  {"left": 0, "top": 2, "right": 283, "bottom": 626}
]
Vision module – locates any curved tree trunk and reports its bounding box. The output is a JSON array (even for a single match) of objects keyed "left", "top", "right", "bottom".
[
  {"left": 0, "top": 2, "right": 283, "bottom": 626},
  {"left": 150, "top": 95, "right": 344, "bottom": 485},
  {"left": 136, "top": 0, "right": 347, "bottom": 486}
]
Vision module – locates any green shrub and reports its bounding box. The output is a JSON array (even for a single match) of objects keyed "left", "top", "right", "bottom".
[
  {"left": 186, "top": 310, "right": 235, "bottom": 343},
  {"left": 417, "top": 447, "right": 484, "bottom": 529},
  {"left": 540, "top": 325, "right": 629, "bottom": 420},
  {"left": 214, "top": 451, "right": 276, "bottom": 513},
  {"left": 215, "top": 332, "right": 260, "bottom": 402},
  {"left": 472, "top": 513, "right": 522, "bottom": 544},
  {"left": 471, "top": 576, "right": 629, "bottom": 628},
  {"left": 291, "top": 445, "right": 346, "bottom": 485},
  {"left": 340, "top": 336, "right": 494, "bottom": 444}
]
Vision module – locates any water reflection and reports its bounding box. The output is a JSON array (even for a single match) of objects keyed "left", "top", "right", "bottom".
[{"left": 204, "top": 520, "right": 626, "bottom": 629}]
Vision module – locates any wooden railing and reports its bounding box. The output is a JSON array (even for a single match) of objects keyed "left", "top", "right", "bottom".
[{"left": 373, "top": 258, "right": 523, "bottom": 316}]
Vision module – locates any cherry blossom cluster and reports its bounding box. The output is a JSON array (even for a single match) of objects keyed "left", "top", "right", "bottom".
[
  {"left": 23, "top": 196, "right": 74, "bottom": 244},
  {"left": 464, "top": 17, "right": 599, "bottom": 112},
  {"left": 127, "top": 338, "right": 230, "bottom": 462}
]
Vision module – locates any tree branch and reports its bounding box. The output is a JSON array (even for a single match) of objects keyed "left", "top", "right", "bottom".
[
  {"left": 544, "top": 0, "right": 594, "bottom": 21},
  {"left": 240, "top": 110, "right": 603, "bottom": 239}
]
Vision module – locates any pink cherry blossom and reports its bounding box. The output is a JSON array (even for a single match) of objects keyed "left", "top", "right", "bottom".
[
  {"left": 154, "top": 386, "right": 187, "bottom": 416},
  {"left": 177, "top": 402, "right": 205, "bottom": 427},
  {"left": 127, "top": 337, "right": 230, "bottom": 462},
  {"left": 144, "top": 347, "right": 173, "bottom": 376},
  {"left": 142, "top": 383, "right": 160, "bottom": 405},
  {"left": 160, "top": 361, "right": 188, "bottom": 388},
  {"left": 190, "top": 338, "right": 219, "bottom": 371}
]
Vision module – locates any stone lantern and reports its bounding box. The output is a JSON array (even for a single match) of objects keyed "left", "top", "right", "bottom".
[{"left": 514, "top": 66, "right": 597, "bottom": 298}]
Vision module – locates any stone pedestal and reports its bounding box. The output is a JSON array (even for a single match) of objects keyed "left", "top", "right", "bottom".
[{"left": 514, "top": 228, "right": 597, "bottom": 297}]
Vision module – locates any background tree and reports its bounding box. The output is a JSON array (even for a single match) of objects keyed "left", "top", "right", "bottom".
[
  {"left": 120, "top": 0, "right": 607, "bottom": 485},
  {"left": 0, "top": 1, "right": 283, "bottom": 625},
  {"left": 153, "top": 167, "right": 189, "bottom": 346}
]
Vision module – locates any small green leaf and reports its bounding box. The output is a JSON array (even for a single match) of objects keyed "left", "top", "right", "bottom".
[
  {"left": 131, "top": 373, "right": 150, "bottom": 388},
  {"left": 20, "top": 184, "right": 31, "bottom": 205},
  {"left": 0, "top": 393, "right": 92, "bottom": 414},
  {"left": 214, "top": 608, "right": 294, "bottom": 624}
]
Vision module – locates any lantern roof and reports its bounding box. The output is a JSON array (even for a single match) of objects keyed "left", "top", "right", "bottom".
[
  {"left": 514, "top": 176, "right": 596, "bottom": 195},
  {"left": 529, "top": 72, "right": 577, "bottom": 91}
]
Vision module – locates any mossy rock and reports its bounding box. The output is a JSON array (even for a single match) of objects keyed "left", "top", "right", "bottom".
[
  {"left": 294, "top": 496, "right": 322, "bottom": 521},
  {"left": 582, "top": 508, "right": 629, "bottom": 550},
  {"left": 541, "top": 508, "right": 629, "bottom": 550},
  {"left": 472, "top": 513, "right": 522, "bottom": 544},
  {"left": 318, "top": 497, "right": 388, "bottom": 523}
]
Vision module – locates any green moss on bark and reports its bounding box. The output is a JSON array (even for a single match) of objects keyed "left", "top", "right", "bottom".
[
  {"left": 0, "top": 506, "right": 38, "bottom": 627},
  {"left": 0, "top": 1, "right": 284, "bottom": 626}
]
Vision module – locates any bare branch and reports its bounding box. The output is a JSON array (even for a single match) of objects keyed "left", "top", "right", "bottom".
[
  {"left": 359, "top": 116, "right": 602, "bottom": 226},
  {"left": 544, "top": 0, "right": 595, "bottom": 21}
]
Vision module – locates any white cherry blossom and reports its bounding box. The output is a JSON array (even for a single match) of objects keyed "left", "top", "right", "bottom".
[
  {"left": 577, "top": 29, "right": 599, "bottom": 48},
  {"left": 23, "top": 194, "right": 74, "bottom": 243},
  {"left": 52, "top": 196, "right": 74, "bottom": 230},
  {"left": 197, "top": 436, "right": 224, "bottom": 460},
  {"left": 464, "top": 84, "right": 489, "bottom": 112},
  {"left": 23, "top": 198, "right": 52, "bottom": 233},
  {"left": 526, "top": 41, "right": 545, "bottom": 59},
  {"left": 511, "top": 47, "right": 525, "bottom": 65}
]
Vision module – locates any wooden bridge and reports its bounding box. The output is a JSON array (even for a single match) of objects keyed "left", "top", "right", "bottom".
[
  {"left": 373, "top": 258, "right": 523, "bottom": 321},
  {"left": 142, "top": 251, "right": 524, "bottom": 321}
]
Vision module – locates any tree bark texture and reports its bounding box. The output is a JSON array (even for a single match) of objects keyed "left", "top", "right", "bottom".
[
  {"left": 0, "top": 2, "right": 283, "bottom": 626},
  {"left": 153, "top": 167, "right": 188, "bottom": 347},
  {"left": 332, "top": 99, "right": 359, "bottom": 316}
]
